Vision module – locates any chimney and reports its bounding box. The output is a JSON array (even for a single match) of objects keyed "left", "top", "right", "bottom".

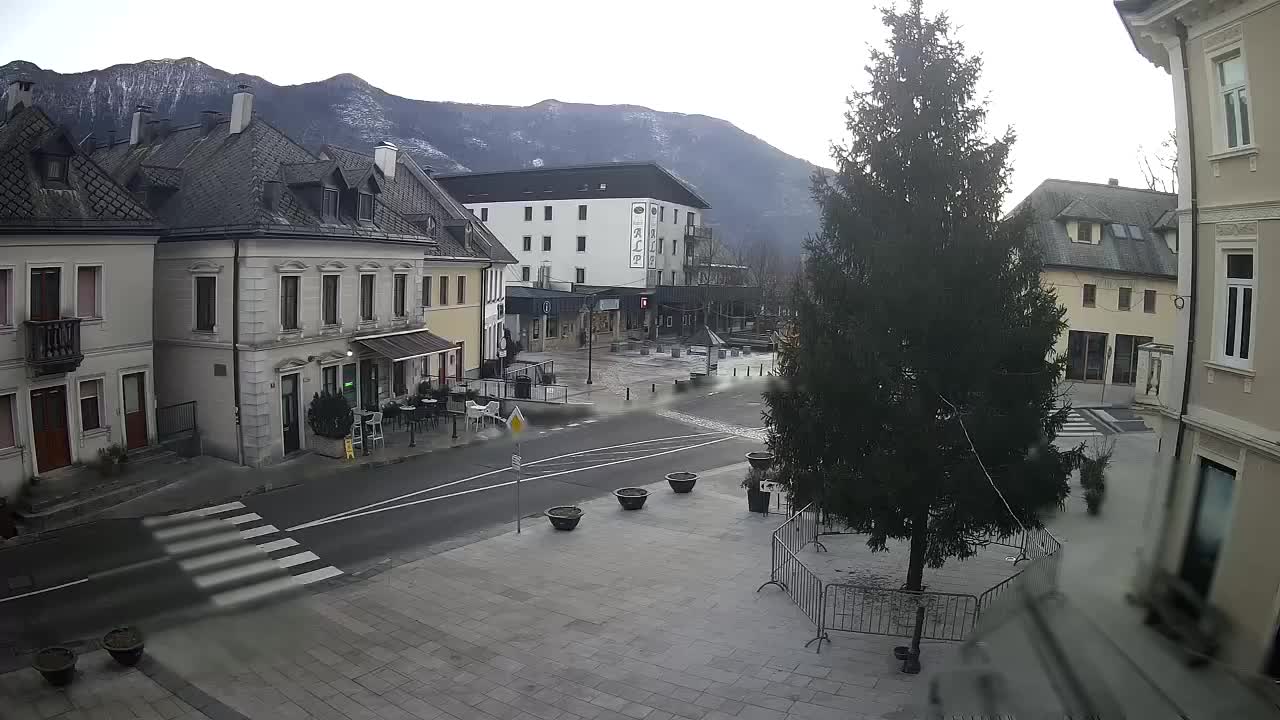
[
  {"left": 107, "top": 129, "right": 117, "bottom": 146},
  {"left": 200, "top": 109, "right": 222, "bottom": 134},
  {"left": 374, "top": 141, "right": 398, "bottom": 179},
  {"left": 145, "top": 119, "right": 160, "bottom": 143},
  {"left": 130, "top": 104, "right": 153, "bottom": 145},
  {"left": 158, "top": 118, "right": 172, "bottom": 139},
  {"left": 1107, "top": 178, "right": 1119, "bottom": 186},
  {"left": 6, "top": 79, "right": 34, "bottom": 117},
  {"left": 229, "top": 84, "right": 253, "bottom": 135},
  {"left": 262, "top": 180, "right": 282, "bottom": 211}
]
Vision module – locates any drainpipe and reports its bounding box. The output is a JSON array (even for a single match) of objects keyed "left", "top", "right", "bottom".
[
  {"left": 479, "top": 261, "right": 492, "bottom": 378},
  {"left": 232, "top": 235, "right": 245, "bottom": 466},
  {"left": 1173, "top": 19, "right": 1199, "bottom": 463}
]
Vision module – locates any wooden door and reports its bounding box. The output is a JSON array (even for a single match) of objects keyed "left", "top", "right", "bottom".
[
  {"left": 29, "top": 268, "right": 60, "bottom": 320},
  {"left": 31, "top": 386, "right": 71, "bottom": 472},
  {"left": 122, "top": 372, "right": 148, "bottom": 450},
  {"left": 281, "top": 373, "right": 300, "bottom": 454}
]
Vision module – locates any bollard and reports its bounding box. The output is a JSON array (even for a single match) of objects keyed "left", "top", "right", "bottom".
[
  {"left": 734, "top": 367, "right": 737, "bottom": 377},
  {"left": 452, "top": 414, "right": 458, "bottom": 440},
  {"left": 760, "top": 363, "right": 764, "bottom": 375},
  {"left": 626, "top": 387, "right": 630, "bottom": 401},
  {"left": 652, "top": 383, "right": 656, "bottom": 393},
  {"left": 747, "top": 366, "right": 751, "bottom": 377},
  {"left": 409, "top": 419, "right": 416, "bottom": 448}
]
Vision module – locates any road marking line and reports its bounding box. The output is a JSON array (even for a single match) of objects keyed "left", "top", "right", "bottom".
[
  {"left": 193, "top": 560, "right": 281, "bottom": 589},
  {"left": 0, "top": 578, "right": 88, "bottom": 604},
  {"left": 153, "top": 519, "right": 226, "bottom": 542},
  {"left": 224, "top": 513, "right": 263, "bottom": 526},
  {"left": 294, "top": 566, "right": 344, "bottom": 585},
  {"left": 286, "top": 431, "right": 727, "bottom": 531},
  {"left": 568, "top": 423, "right": 580, "bottom": 427},
  {"left": 143, "top": 501, "right": 245, "bottom": 527},
  {"left": 257, "top": 538, "right": 299, "bottom": 553},
  {"left": 239, "top": 525, "right": 279, "bottom": 540},
  {"left": 276, "top": 551, "right": 320, "bottom": 569},
  {"left": 180, "top": 545, "right": 263, "bottom": 572},
  {"left": 289, "top": 435, "right": 736, "bottom": 532}
]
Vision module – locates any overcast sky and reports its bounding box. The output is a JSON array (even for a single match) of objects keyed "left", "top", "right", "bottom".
[{"left": 0, "top": 0, "right": 1174, "bottom": 205}]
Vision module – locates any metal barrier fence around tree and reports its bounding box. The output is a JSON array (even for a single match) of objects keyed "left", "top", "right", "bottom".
[{"left": 760, "top": 503, "right": 1062, "bottom": 652}]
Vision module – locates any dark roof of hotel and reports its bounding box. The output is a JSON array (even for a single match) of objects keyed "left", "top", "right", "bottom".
[
  {"left": 0, "top": 104, "right": 158, "bottom": 233},
  {"left": 1013, "top": 179, "right": 1178, "bottom": 279},
  {"left": 435, "top": 162, "right": 711, "bottom": 209}
]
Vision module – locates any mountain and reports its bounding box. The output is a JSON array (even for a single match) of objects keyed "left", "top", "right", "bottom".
[{"left": 1, "top": 58, "right": 818, "bottom": 256}]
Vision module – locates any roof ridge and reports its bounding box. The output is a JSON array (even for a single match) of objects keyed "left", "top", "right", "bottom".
[{"left": 1040, "top": 177, "right": 1175, "bottom": 197}]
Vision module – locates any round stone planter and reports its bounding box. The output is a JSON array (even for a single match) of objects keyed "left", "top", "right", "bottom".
[
  {"left": 610, "top": 342, "right": 621, "bottom": 353},
  {"left": 103, "top": 626, "right": 145, "bottom": 667},
  {"left": 717, "top": 349, "right": 727, "bottom": 359},
  {"left": 731, "top": 349, "right": 740, "bottom": 357},
  {"left": 33, "top": 647, "right": 76, "bottom": 687},
  {"left": 640, "top": 346, "right": 650, "bottom": 356},
  {"left": 671, "top": 347, "right": 682, "bottom": 358},
  {"left": 746, "top": 451, "right": 775, "bottom": 470},
  {"left": 666, "top": 472, "right": 698, "bottom": 493},
  {"left": 312, "top": 435, "right": 347, "bottom": 459},
  {"left": 614, "top": 488, "right": 650, "bottom": 510},
  {"left": 546, "top": 506, "right": 583, "bottom": 530}
]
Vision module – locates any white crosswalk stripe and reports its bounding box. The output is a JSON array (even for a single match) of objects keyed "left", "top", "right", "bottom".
[
  {"left": 143, "top": 503, "right": 343, "bottom": 609},
  {"left": 1059, "top": 410, "right": 1103, "bottom": 438}
]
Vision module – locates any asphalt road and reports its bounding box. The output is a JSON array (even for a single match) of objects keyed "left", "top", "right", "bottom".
[{"left": 0, "top": 404, "right": 760, "bottom": 663}]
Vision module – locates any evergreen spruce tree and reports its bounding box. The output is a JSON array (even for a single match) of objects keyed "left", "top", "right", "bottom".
[{"left": 765, "top": 0, "right": 1073, "bottom": 669}]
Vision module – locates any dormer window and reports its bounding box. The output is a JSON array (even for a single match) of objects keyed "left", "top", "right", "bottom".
[
  {"left": 358, "top": 191, "right": 375, "bottom": 222},
  {"left": 44, "top": 156, "right": 68, "bottom": 184},
  {"left": 322, "top": 188, "right": 339, "bottom": 219}
]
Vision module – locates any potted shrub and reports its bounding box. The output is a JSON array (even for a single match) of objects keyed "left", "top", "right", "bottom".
[
  {"left": 307, "top": 391, "right": 354, "bottom": 458},
  {"left": 546, "top": 506, "right": 583, "bottom": 530},
  {"left": 666, "top": 471, "right": 698, "bottom": 493},
  {"left": 102, "top": 626, "right": 144, "bottom": 666},
  {"left": 614, "top": 488, "right": 650, "bottom": 510},
  {"left": 743, "top": 466, "right": 771, "bottom": 513},
  {"left": 32, "top": 646, "right": 76, "bottom": 686},
  {"left": 1079, "top": 439, "right": 1113, "bottom": 516},
  {"left": 96, "top": 443, "right": 129, "bottom": 477}
]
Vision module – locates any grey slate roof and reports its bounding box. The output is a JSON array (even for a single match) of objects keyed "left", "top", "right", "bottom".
[
  {"left": 1014, "top": 179, "right": 1177, "bottom": 279},
  {"left": 0, "top": 105, "right": 157, "bottom": 232},
  {"left": 319, "top": 144, "right": 516, "bottom": 264},
  {"left": 90, "top": 115, "right": 460, "bottom": 248}
]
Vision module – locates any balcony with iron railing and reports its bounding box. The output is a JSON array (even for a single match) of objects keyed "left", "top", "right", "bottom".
[
  {"left": 25, "top": 317, "right": 83, "bottom": 374},
  {"left": 684, "top": 224, "right": 713, "bottom": 241}
]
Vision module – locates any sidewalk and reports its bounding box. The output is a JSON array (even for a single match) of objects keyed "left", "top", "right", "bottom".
[{"left": 2, "top": 470, "right": 936, "bottom": 720}]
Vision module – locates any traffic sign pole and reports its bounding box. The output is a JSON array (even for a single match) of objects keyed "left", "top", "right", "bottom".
[
  {"left": 507, "top": 406, "right": 528, "bottom": 533},
  {"left": 515, "top": 443, "right": 522, "bottom": 533}
]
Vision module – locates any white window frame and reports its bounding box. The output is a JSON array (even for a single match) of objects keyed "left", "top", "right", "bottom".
[
  {"left": 0, "top": 391, "right": 16, "bottom": 451},
  {"left": 392, "top": 272, "right": 409, "bottom": 319},
  {"left": 359, "top": 272, "right": 378, "bottom": 323},
  {"left": 577, "top": 236, "right": 587, "bottom": 253},
  {"left": 78, "top": 376, "right": 105, "bottom": 434},
  {"left": 1204, "top": 32, "right": 1256, "bottom": 156},
  {"left": 575, "top": 267, "right": 586, "bottom": 284},
  {"left": 521, "top": 266, "right": 531, "bottom": 282},
  {"left": 1118, "top": 286, "right": 1133, "bottom": 312},
  {"left": 0, "top": 265, "right": 14, "bottom": 330},
  {"left": 279, "top": 273, "right": 302, "bottom": 332},
  {"left": 1215, "top": 245, "right": 1257, "bottom": 370},
  {"left": 192, "top": 273, "right": 218, "bottom": 334},
  {"left": 321, "top": 272, "right": 342, "bottom": 327},
  {"left": 74, "top": 263, "right": 104, "bottom": 321}
]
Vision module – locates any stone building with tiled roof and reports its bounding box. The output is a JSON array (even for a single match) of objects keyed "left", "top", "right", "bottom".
[
  {"left": 1011, "top": 178, "right": 1178, "bottom": 389},
  {"left": 0, "top": 79, "right": 162, "bottom": 496},
  {"left": 89, "top": 87, "right": 512, "bottom": 466}
]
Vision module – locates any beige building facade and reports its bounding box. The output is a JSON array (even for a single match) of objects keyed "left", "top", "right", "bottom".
[
  {"left": 0, "top": 87, "right": 161, "bottom": 500},
  {"left": 1120, "top": 0, "right": 1280, "bottom": 677}
]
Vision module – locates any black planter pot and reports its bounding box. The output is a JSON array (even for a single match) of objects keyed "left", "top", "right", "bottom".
[
  {"left": 666, "top": 472, "right": 698, "bottom": 493},
  {"left": 103, "top": 627, "right": 145, "bottom": 666},
  {"left": 747, "top": 487, "right": 771, "bottom": 513},
  {"left": 32, "top": 647, "right": 76, "bottom": 687},
  {"left": 546, "top": 506, "right": 583, "bottom": 530},
  {"left": 614, "top": 488, "right": 649, "bottom": 510},
  {"left": 745, "top": 452, "right": 774, "bottom": 470}
]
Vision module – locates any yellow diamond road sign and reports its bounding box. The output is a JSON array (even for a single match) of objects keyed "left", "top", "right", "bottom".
[{"left": 507, "top": 406, "right": 527, "bottom": 435}]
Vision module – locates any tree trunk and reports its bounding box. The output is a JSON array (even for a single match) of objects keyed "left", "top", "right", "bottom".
[{"left": 904, "top": 505, "right": 929, "bottom": 591}]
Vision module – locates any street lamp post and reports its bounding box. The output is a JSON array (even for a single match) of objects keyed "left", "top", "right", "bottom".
[{"left": 587, "top": 300, "right": 594, "bottom": 385}]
